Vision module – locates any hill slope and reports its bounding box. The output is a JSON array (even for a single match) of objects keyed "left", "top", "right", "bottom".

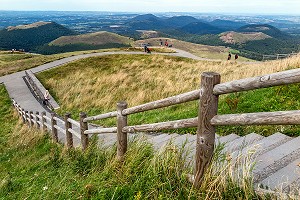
[
  {"left": 36, "top": 31, "right": 132, "bottom": 54},
  {"left": 219, "top": 31, "right": 271, "bottom": 44},
  {"left": 180, "top": 22, "right": 222, "bottom": 35},
  {"left": 237, "top": 24, "right": 290, "bottom": 39},
  {"left": 50, "top": 31, "right": 132, "bottom": 46},
  {"left": 0, "top": 21, "right": 75, "bottom": 51}
]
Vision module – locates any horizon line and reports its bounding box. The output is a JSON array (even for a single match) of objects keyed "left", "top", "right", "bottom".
[{"left": 0, "top": 10, "right": 300, "bottom": 16}]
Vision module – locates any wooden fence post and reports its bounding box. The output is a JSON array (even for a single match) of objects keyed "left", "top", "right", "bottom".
[
  {"left": 35, "top": 111, "right": 40, "bottom": 129},
  {"left": 194, "top": 72, "right": 220, "bottom": 188},
  {"left": 80, "top": 112, "right": 89, "bottom": 151},
  {"left": 21, "top": 108, "right": 26, "bottom": 124},
  {"left": 29, "top": 111, "right": 34, "bottom": 127},
  {"left": 51, "top": 113, "right": 58, "bottom": 143},
  {"left": 117, "top": 101, "right": 128, "bottom": 160},
  {"left": 64, "top": 113, "right": 73, "bottom": 149},
  {"left": 41, "top": 111, "right": 47, "bottom": 133},
  {"left": 25, "top": 111, "right": 29, "bottom": 125}
]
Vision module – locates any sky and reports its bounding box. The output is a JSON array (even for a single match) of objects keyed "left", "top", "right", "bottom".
[{"left": 0, "top": 0, "right": 300, "bottom": 15}]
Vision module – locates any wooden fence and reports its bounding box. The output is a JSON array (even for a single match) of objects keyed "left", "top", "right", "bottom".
[
  {"left": 262, "top": 52, "right": 298, "bottom": 60},
  {"left": 12, "top": 67, "right": 300, "bottom": 187}
]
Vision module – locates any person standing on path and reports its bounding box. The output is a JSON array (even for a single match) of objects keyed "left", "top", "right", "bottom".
[
  {"left": 235, "top": 54, "right": 239, "bottom": 60},
  {"left": 228, "top": 53, "right": 232, "bottom": 61}
]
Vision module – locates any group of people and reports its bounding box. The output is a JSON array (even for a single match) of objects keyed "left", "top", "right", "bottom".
[
  {"left": 228, "top": 53, "right": 239, "bottom": 61},
  {"left": 159, "top": 39, "right": 172, "bottom": 47}
]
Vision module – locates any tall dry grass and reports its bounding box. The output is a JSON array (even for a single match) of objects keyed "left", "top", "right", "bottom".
[{"left": 38, "top": 54, "right": 300, "bottom": 113}]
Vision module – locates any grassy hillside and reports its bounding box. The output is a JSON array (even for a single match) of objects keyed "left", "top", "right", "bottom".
[
  {"left": 35, "top": 31, "right": 133, "bottom": 54},
  {"left": 50, "top": 31, "right": 132, "bottom": 46},
  {"left": 0, "top": 22, "right": 75, "bottom": 51},
  {"left": 219, "top": 31, "right": 271, "bottom": 44},
  {"left": 0, "top": 84, "right": 258, "bottom": 199},
  {"left": 37, "top": 54, "right": 300, "bottom": 136},
  {"left": 135, "top": 37, "right": 252, "bottom": 61}
]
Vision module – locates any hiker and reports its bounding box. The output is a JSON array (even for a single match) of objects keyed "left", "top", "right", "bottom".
[
  {"left": 146, "top": 47, "right": 151, "bottom": 53},
  {"left": 43, "top": 90, "right": 50, "bottom": 105},
  {"left": 159, "top": 39, "right": 163, "bottom": 46},
  {"left": 165, "top": 39, "right": 168, "bottom": 47},
  {"left": 235, "top": 54, "right": 239, "bottom": 60},
  {"left": 144, "top": 44, "right": 147, "bottom": 52},
  {"left": 228, "top": 53, "right": 232, "bottom": 61}
]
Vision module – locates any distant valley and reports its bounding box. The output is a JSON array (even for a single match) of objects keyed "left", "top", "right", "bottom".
[{"left": 0, "top": 11, "right": 299, "bottom": 60}]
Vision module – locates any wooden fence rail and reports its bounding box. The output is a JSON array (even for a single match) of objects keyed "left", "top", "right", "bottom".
[{"left": 11, "top": 65, "right": 300, "bottom": 188}]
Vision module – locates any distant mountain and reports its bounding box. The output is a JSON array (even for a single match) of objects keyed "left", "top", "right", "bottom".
[
  {"left": 180, "top": 22, "right": 223, "bottom": 35},
  {"left": 0, "top": 21, "right": 75, "bottom": 51},
  {"left": 165, "top": 16, "right": 200, "bottom": 27},
  {"left": 237, "top": 24, "right": 290, "bottom": 39},
  {"left": 210, "top": 19, "right": 248, "bottom": 31},
  {"left": 36, "top": 31, "right": 132, "bottom": 54},
  {"left": 126, "top": 14, "right": 167, "bottom": 30},
  {"left": 129, "top": 14, "right": 162, "bottom": 22}
]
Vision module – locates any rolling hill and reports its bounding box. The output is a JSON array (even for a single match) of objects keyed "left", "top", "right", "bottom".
[
  {"left": 180, "top": 21, "right": 222, "bottom": 35},
  {"left": 237, "top": 24, "right": 290, "bottom": 39},
  {"left": 219, "top": 31, "right": 271, "bottom": 44},
  {"left": 37, "top": 31, "right": 132, "bottom": 54},
  {"left": 210, "top": 19, "right": 248, "bottom": 31},
  {"left": 0, "top": 21, "right": 75, "bottom": 51}
]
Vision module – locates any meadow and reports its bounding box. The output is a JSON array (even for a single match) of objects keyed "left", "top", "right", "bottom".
[{"left": 37, "top": 53, "right": 300, "bottom": 136}]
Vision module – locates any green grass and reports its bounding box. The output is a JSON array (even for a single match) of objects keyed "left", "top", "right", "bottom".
[
  {"left": 0, "top": 83, "right": 262, "bottom": 199},
  {"left": 37, "top": 54, "right": 300, "bottom": 137}
]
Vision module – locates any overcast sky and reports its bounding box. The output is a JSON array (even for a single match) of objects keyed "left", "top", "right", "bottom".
[{"left": 1, "top": 0, "right": 299, "bottom": 15}]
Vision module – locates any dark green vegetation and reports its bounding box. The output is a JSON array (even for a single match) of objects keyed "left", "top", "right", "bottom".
[
  {"left": 0, "top": 22, "right": 75, "bottom": 52},
  {"left": 0, "top": 84, "right": 259, "bottom": 199}
]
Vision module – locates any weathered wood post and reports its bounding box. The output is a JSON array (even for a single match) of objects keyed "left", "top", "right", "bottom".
[
  {"left": 24, "top": 111, "right": 29, "bottom": 125},
  {"left": 51, "top": 113, "right": 58, "bottom": 143},
  {"left": 117, "top": 101, "right": 128, "bottom": 160},
  {"left": 194, "top": 72, "right": 220, "bottom": 188},
  {"left": 64, "top": 113, "right": 73, "bottom": 149},
  {"left": 80, "top": 112, "right": 89, "bottom": 151},
  {"left": 29, "top": 111, "right": 34, "bottom": 127},
  {"left": 21, "top": 108, "right": 26, "bottom": 124},
  {"left": 41, "top": 111, "right": 47, "bottom": 133},
  {"left": 35, "top": 111, "right": 40, "bottom": 129}
]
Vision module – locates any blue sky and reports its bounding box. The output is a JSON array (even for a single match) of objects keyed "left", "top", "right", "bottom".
[{"left": 1, "top": 0, "right": 299, "bottom": 15}]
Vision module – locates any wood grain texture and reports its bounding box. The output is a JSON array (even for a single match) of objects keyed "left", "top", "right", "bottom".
[
  {"left": 35, "top": 111, "right": 40, "bottom": 129},
  {"left": 64, "top": 113, "right": 73, "bottom": 149},
  {"left": 84, "top": 127, "right": 117, "bottom": 134},
  {"left": 214, "top": 68, "right": 300, "bottom": 95},
  {"left": 122, "top": 118, "right": 198, "bottom": 133},
  {"left": 41, "top": 111, "right": 47, "bottom": 133},
  {"left": 29, "top": 111, "right": 34, "bottom": 127},
  {"left": 122, "top": 90, "right": 200, "bottom": 116},
  {"left": 51, "top": 113, "right": 58, "bottom": 143},
  {"left": 117, "top": 101, "right": 128, "bottom": 159},
  {"left": 194, "top": 72, "right": 220, "bottom": 188},
  {"left": 80, "top": 112, "right": 89, "bottom": 151},
  {"left": 83, "top": 111, "right": 117, "bottom": 122},
  {"left": 67, "top": 118, "right": 80, "bottom": 127},
  {"left": 211, "top": 110, "right": 300, "bottom": 126}
]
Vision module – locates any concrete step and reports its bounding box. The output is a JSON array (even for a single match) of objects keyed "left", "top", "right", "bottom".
[
  {"left": 231, "top": 132, "right": 292, "bottom": 159},
  {"left": 253, "top": 136, "right": 300, "bottom": 183},
  {"left": 223, "top": 132, "right": 264, "bottom": 153},
  {"left": 173, "top": 134, "right": 196, "bottom": 147},
  {"left": 258, "top": 157, "right": 300, "bottom": 192},
  {"left": 217, "top": 133, "right": 241, "bottom": 145},
  {"left": 154, "top": 133, "right": 181, "bottom": 149},
  {"left": 97, "top": 133, "right": 117, "bottom": 147}
]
